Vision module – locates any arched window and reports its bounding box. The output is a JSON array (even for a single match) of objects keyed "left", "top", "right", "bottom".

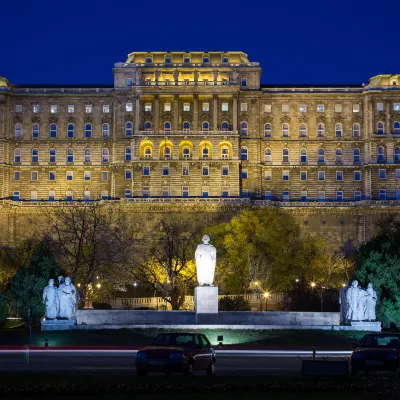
[
  {"left": 202, "top": 145, "right": 210, "bottom": 159},
  {"left": 335, "top": 123, "right": 342, "bottom": 137},
  {"left": 221, "top": 146, "right": 229, "bottom": 159},
  {"left": 14, "top": 148, "right": 21, "bottom": 163},
  {"left": 67, "top": 123, "right": 74, "bottom": 138},
  {"left": 394, "top": 147, "right": 400, "bottom": 162},
  {"left": 163, "top": 146, "right": 171, "bottom": 159},
  {"left": 240, "top": 121, "right": 248, "bottom": 136},
  {"left": 49, "top": 148, "right": 56, "bottom": 163},
  {"left": 85, "top": 123, "right": 92, "bottom": 138},
  {"left": 144, "top": 146, "right": 152, "bottom": 159},
  {"left": 32, "top": 123, "right": 39, "bottom": 138},
  {"left": 164, "top": 121, "right": 171, "bottom": 132},
  {"left": 50, "top": 123, "right": 57, "bottom": 138},
  {"left": 183, "top": 147, "right": 191, "bottom": 159},
  {"left": 317, "top": 123, "right": 325, "bottom": 137},
  {"left": 102, "top": 123, "right": 110, "bottom": 138},
  {"left": 282, "top": 148, "right": 289, "bottom": 162},
  {"left": 183, "top": 122, "right": 190, "bottom": 132},
  {"left": 300, "top": 148, "right": 307, "bottom": 163},
  {"left": 282, "top": 123, "right": 289, "bottom": 137},
  {"left": 264, "top": 123, "right": 271, "bottom": 137},
  {"left": 202, "top": 121, "right": 209, "bottom": 132},
  {"left": 335, "top": 148, "right": 343, "bottom": 163},
  {"left": 125, "top": 122, "right": 133, "bottom": 136},
  {"left": 67, "top": 148, "right": 74, "bottom": 163},
  {"left": 377, "top": 146, "right": 385, "bottom": 162},
  {"left": 102, "top": 148, "right": 109, "bottom": 163},
  {"left": 125, "top": 146, "right": 132, "bottom": 161},
  {"left": 393, "top": 121, "right": 400, "bottom": 135},
  {"left": 353, "top": 123, "right": 360, "bottom": 137},
  {"left": 32, "top": 148, "right": 39, "bottom": 163},
  {"left": 144, "top": 121, "right": 152, "bottom": 131},
  {"left": 15, "top": 123, "right": 22, "bottom": 138},
  {"left": 84, "top": 148, "right": 91, "bottom": 163},
  {"left": 221, "top": 121, "right": 229, "bottom": 131},
  {"left": 353, "top": 148, "right": 361, "bottom": 163},
  {"left": 241, "top": 147, "right": 248, "bottom": 161},
  {"left": 299, "top": 123, "right": 307, "bottom": 137},
  {"left": 318, "top": 148, "right": 325, "bottom": 163},
  {"left": 264, "top": 148, "right": 272, "bottom": 162},
  {"left": 377, "top": 121, "right": 384, "bottom": 135}
]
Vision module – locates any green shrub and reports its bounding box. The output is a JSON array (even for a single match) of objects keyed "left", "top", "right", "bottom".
[
  {"left": 92, "top": 302, "right": 112, "bottom": 310},
  {"left": 0, "top": 293, "right": 8, "bottom": 323},
  {"left": 219, "top": 296, "right": 251, "bottom": 311}
]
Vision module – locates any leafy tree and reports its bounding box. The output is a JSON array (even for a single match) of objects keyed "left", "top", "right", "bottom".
[
  {"left": 219, "top": 296, "right": 251, "bottom": 311},
  {"left": 131, "top": 220, "right": 198, "bottom": 310},
  {"left": 9, "top": 241, "right": 61, "bottom": 321},
  {"left": 0, "top": 293, "right": 8, "bottom": 323}
]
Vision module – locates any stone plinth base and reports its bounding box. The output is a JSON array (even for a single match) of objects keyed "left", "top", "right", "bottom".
[
  {"left": 41, "top": 319, "right": 75, "bottom": 331},
  {"left": 350, "top": 321, "right": 381, "bottom": 331},
  {"left": 195, "top": 286, "right": 218, "bottom": 314}
]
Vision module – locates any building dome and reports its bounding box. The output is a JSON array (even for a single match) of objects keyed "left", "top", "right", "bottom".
[{"left": 0, "top": 77, "right": 9, "bottom": 87}]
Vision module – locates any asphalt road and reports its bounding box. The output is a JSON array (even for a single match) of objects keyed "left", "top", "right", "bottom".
[{"left": 0, "top": 350, "right": 350, "bottom": 376}]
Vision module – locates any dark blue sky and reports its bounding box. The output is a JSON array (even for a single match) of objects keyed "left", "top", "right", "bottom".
[{"left": 1, "top": 0, "right": 398, "bottom": 85}]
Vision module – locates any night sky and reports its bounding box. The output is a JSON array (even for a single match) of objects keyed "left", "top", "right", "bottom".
[{"left": 1, "top": 0, "right": 398, "bottom": 85}]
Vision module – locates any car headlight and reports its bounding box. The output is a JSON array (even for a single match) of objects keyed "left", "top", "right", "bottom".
[
  {"left": 353, "top": 353, "right": 364, "bottom": 359},
  {"left": 136, "top": 352, "right": 147, "bottom": 359},
  {"left": 388, "top": 354, "right": 397, "bottom": 360},
  {"left": 169, "top": 353, "right": 183, "bottom": 359}
]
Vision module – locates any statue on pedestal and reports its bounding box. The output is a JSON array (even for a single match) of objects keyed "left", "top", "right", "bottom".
[
  {"left": 42, "top": 279, "right": 58, "bottom": 319},
  {"left": 194, "top": 69, "right": 199, "bottom": 85},
  {"left": 346, "top": 280, "right": 360, "bottom": 321},
  {"left": 365, "top": 283, "right": 377, "bottom": 321},
  {"left": 195, "top": 235, "right": 217, "bottom": 286},
  {"left": 57, "top": 276, "right": 79, "bottom": 320},
  {"left": 155, "top": 69, "right": 160, "bottom": 85},
  {"left": 213, "top": 70, "right": 218, "bottom": 85},
  {"left": 174, "top": 69, "right": 179, "bottom": 85}
]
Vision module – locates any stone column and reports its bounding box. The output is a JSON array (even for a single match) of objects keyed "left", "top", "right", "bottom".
[
  {"left": 173, "top": 95, "right": 179, "bottom": 132},
  {"left": 193, "top": 94, "right": 199, "bottom": 131},
  {"left": 134, "top": 96, "right": 140, "bottom": 132},
  {"left": 233, "top": 96, "right": 238, "bottom": 132},
  {"left": 154, "top": 95, "right": 159, "bottom": 133},
  {"left": 213, "top": 95, "right": 218, "bottom": 132}
]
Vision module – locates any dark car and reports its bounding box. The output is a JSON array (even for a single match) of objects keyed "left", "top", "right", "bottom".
[
  {"left": 350, "top": 333, "right": 400, "bottom": 375},
  {"left": 135, "top": 332, "right": 216, "bottom": 376}
]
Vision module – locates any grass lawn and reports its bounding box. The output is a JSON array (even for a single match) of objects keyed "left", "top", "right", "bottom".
[{"left": 0, "top": 326, "right": 368, "bottom": 348}]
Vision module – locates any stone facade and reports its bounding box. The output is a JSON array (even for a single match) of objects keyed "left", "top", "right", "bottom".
[{"left": 0, "top": 51, "right": 400, "bottom": 247}]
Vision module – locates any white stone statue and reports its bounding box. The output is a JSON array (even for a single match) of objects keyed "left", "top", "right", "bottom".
[
  {"left": 57, "top": 275, "right": 64, "bottom": 287},
  {"left": 339, "top": 281, "right": 348, "bottom": 324},
  {"left": 346, "top": 280, "right": 360, "bottom": 321},
  {"left": 357, "top": 285, "right": 367, "bottom": 321},
  {"left": 174, "top": 69, "right": 179, "bottom": 84},
  {"left": 42, "top": 279, "right": 58, "bottom": 319},
  {"left": 365, "top": 283, "right": 377, "bottom": 321},
  {"left": 57, "top": 276, "right": 78, "bottom": 320},
  {"left": 195, "top": 235, "right": 217, "bottom": 286}
]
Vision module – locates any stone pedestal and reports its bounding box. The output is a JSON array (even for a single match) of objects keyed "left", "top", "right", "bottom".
[
  {"left": 194, "top": 286, "right": 218, "bottom": 314},
  {"left": 350, "top": 321, "right": 381, "bottom": 332},
  {"left": 41, "top": 319, "right": 75, "bottom": 331}
]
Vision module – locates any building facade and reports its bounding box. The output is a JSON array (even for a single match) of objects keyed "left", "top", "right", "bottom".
[{"left": 0, "top": 51, "right": 399, "bottom": 245}]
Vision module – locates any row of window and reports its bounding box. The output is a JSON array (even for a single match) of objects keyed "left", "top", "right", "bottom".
[
  {"left": 260, "top": 169, "right": 381, "bottom": 181},
  {"left": 141, "top": 54, "right": 230, "bottom": 64}
]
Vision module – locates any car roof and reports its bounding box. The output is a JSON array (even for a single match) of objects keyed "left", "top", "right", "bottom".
[
  {"left": 156, "top": 332, "right": 202, "bottom": 335},
  {"left": 363, "top": 333, "right": 400, "bottom": 337}
]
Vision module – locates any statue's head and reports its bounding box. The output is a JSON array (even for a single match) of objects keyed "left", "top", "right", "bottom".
[
  {"left": 58, "top": 275, "right": 64, "bottom": 283},
  {"left": 368, "top": 283, "right": 373, "bottom": 289},
  {"left": 351, "top": 280, "right": 358, "bottom": 287},
  {"left": 202, "top": 235, "right": 210, "bottom": 244},
  {"left": 65, "top": 277, "right": 71, "bottom": 286},
  {"left": 48, "top": 278, "right": 54, "bottom": 286}
]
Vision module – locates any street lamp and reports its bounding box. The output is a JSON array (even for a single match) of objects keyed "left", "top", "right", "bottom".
[
  {"left": 263, "top": 291, "right": 270, "bottom": 311},
  {"left": 96, "top": 283, "right": 101, "bottom": 289},
  {"left": 311, "top": 282, "right": 316, "bottom": 288}
]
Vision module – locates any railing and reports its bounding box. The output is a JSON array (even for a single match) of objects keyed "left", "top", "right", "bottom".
[{"left": 137, "top": 130, "right": 238, "bottom": 136}]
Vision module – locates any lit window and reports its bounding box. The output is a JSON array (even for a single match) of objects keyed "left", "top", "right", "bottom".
[
  {"left": 66, "top": 171, "right": 73, "bottom": 181},
  {"left": 222, "top": 166, "right": 229, "bottom": 176},
  {"left": 31, "top": 148, "right": 39, "bottom": 163},
  {"left": 101, "top": 171, "right": 108, "bottom": 181},
  {"left": 240, "top": 121, "right": 248, "bottom": 136},
  {"left": 102, "top": 148, "right": 109, "bottom": 163},
  {"left": 394, "top": 104, "right": 400, "bottom": 111},
  {"left": 299, "top": 123, "right": 307, "bottom": 137},
  {"left": 282, "top": 123, "right": 289, "bottom": 137},
  {"left": 264, "top": 123, "right": 271, "bottom": 137},
  {"left": 13, "top": 192, "right": 20, "bottom": 201},
  {"left": 102, "top": 123, "right": 110, "bottom": 138},
  {"left": 354, "top": 191, "right": 361, "bottom": 202},
  {"left": 379, "top": 169, "right": 387, "bottom": 179},
  {"left": 318, "top": 148, "right": 325, "bottom": 163},
  {"left": 202, "top": 166, "right": 209, "bottom": 176},
  {"left": 264, "top": 148, "right": 272, "bottom": 162},
  {"left": 68, "top": 105, "right": 74, "bottom": 113},
  {"left": 15, "top": 105, "right": 22, "bottom": 113},
  {"left": 13, "top": 171, "right": 20, "bottom": 181},
  {"left": 14, "top": 148, "right": 21, "bottom": 163},
  {"left": 15, "top": 123, "right": 22, "bottom": 138},
  {"left": 353, "top": 104, "right": 360, "bottom": 113},
  {"left": 144, "top": 122, "right": 152, "bottom": 131},
  {"left": 84, "top": 148, "right": 91, "bottom": 163},
  {"left": 125, "top": 103, "right": 133, "bottom": 112},
  {"left": 221, "top": 103, "right": 229, "bottom": 112},
  {"left": 183, "top": 122, "right": 190, "bottom": 132},
  {"left": 376, "top": 121, "right": 384, "bottom": 134},
  {"left": 182, "top": 186, "right": 189, "bottom": 198},
  {"left": 67, "top": 148, "right": 74, "bottom": 163},
  {"left": 33, "top": 105, "right": 40, "bottom": 113},
  {"left": 335, "top": 104, "right": 342, "bottom": 113},
  {"left": 264, "top": 191, "right": 272, "bottom": 201},
  {"left": 282, "top": 148, "right": 289, "bottom": 163},
  {"left": 353, "top": 148, "right": 361, "bottom": 163},
  {"left": 50, "top": 105, "right": 57, "bottom": 114},
  {"left": 182, "top": 165, "right": 189, "bottom": 176},
  {"left": 162, "top": 166, "right": 169, "bottom": 176},
  {"left": 318, "top": 171, "right": 325, "bottom": 181},
  {"left": 336, "top": 191, "right": 343, "bottom": 201},
  {"left": 84, "top": 171, "right": 91, "bottom": 181},
  {"left": 353, "top": 123, "right": 360, "bottom": 137},
  {"left": 50, "top": 123, "right": 57, "bottom": 138},
  {"left": 265, "top": 170, "right": 272, "bottom": 180},
  {"left": 318, "top": 191, "right": 326, "bottom": 202},
  {"left": 282, "top": 170, "right": 289, "bottom": 181},
  {"left": 300, "top": 148, "right": 307, "bottom": 162},
  {"left": 335, "top": 148, "right": 343, "bottom": 163},
  {"left": 67, "top": 123, "right": 74, "bottom": 138},
  {"left": 282, "top": 104, "right": 289, "bottom": 113},
  {"left": 299, "top": 105, "right": 307, "bottom": 113},
  {"left": 335, "top": 123, "right": 343, "bottom": 137},
  {"left": 125, "top": 122, "right": 133, "bottom": 136},
  {"left": 102, "top": 105, "right": 109, "bottom": 113},
  {"left": 241, "top": 78, "right": 247, "bottom": 87},
  {"left": 31, "top": 191, "right": 38, "bottom": 201},
  {"left": 379, "top": 189, "right": 386, "bottom": 200},
  {"left": 376, "top": 103, "right": 384, "bottom": 112},
  {"left": 49, "top": 171, "right": 56, "bottom": 181},
  {"left": 202, "top": 103, "right": 209, "bottom": 111},
  {"left": 85, "top": 105, "right": 92, "bottom": 113},
  {"left": 125, "top": 169, "right": 132, "bottom": 180},
  {"left": 49, "top": 148, "right": 56, "bottom": 163},
  {"left": 317, "top": 105, "right": 324, "bottom": 112},
  {"left": 241, "top": 169, "right": 248, "bottom": 179},
  {"left": 241, "top": 147, "right": 248, "bottom": 161},
  {"left": 354, "top": 171, "right": 361, "bottom": 181},
  {"left": 31, "top": 171, "right": 38, "bottom": 181},
  {"left": 126, "top": 78, "right": 133, "bottom": 87},
  {"left": 241, "top": 103, "right": 248, "bottom": 112},
  {"left": 336, "top": 171, "right": 343, "bottom": 181},
  {"left": 183, "top": 103, "right": 190, "bottom": 112},
  {"left": 143, "top": 166, "right": 150, "bottom": 176},
  {"left": 144, "top": 103, "right": 152, "bottom": 112},
  {"left": 85, "top": 123, "right": 92, "bottom": 138},
  {"left": 317, "top": 123, "right": 325, "bottom": 137},
  {"left": 164, "top": 103, "right": 171, "bottom": 112},
  {"left": 264, "top": 104, "right": 272, "bottom": 113},
  {"left": 300, "top": 171, "right": 307, "bottom": 181},
  {"left": 301, "top": 191, "right": 308, "bottom": 201}
]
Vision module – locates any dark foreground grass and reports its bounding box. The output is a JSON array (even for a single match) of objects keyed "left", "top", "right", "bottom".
[
  {"left": 0, "top": 375, "right": 397, "bottom": 399},
  {"left": 0, "top": 327, "right": 368, "bottom": 348}
]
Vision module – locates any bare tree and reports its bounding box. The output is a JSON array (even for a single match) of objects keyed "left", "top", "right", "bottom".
[
  {"left": 35, "top": 203, "right": 135, "bottom": 304},
  {"left": 131, "top": 219, "right": 199, "bottom": 310}
]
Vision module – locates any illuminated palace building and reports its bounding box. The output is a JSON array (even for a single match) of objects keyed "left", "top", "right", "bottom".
[{"left": 1, "top": 51, "right": 400, "bottom": 204}]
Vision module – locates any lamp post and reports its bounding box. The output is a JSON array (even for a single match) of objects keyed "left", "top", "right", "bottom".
[{"left": 263, "top": 292, "right": 270, "bottom": 311}]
